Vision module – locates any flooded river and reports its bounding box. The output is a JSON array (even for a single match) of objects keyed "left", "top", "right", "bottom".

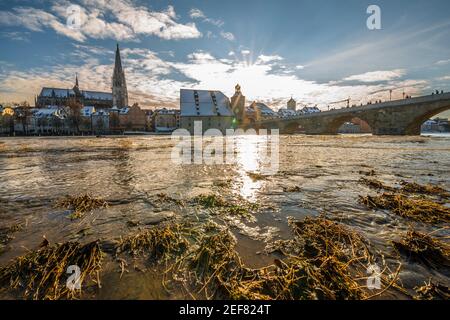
[{"left": 0, "top": 134, "right": 449, "bottom": 299}]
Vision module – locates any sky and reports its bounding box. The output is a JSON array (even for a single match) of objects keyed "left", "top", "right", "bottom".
[{"left": 0, "top": 0, "right": 450, "bottom": 114}]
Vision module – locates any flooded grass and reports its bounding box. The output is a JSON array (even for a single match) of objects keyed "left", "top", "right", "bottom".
[
  {"left": 414, "top": 280, "right": 450, "bottom": 300},
  {"left": 400, "top": 181, "right": 450, "bottom": 198},
  {"left": 359, "top": 177, "right": 396, "bottom": 191},
  {"left": 155, "top": 193, "right": 184, "bottom": 207},
  {"left": 118, "top": 139, "right": 133, "bottom": 149},
  {"left": 393, "top": 229, "right": 450, "bottom": 269},
  {"left": 192, "top": 194, "right": 260, "bottom": 218},
  {"left": 115, "top": 223, "right": 188, "bottom": 260},
  {"left": 0, "top": 224, "right": 23, "bottom": 254},
  {"left": 56, "top": 194, "right": 109, "bottom": 220},
  {"left": 360, "top": 193, "right": 450, "bottom": 223},
  {"left": 165, "top": 217, "right": 400, "bottom": 300},
  {"left": 282, "top": 185, "right": 302, "bottom": 192},
  {"left": 247, "top": 172, "right": 267, "bottom": 181},
  {"left": 0, "top": 240, "right": 103, "bottom": 300}
]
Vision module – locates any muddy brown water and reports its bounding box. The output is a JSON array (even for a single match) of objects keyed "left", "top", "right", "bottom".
[{"left": 0, "top": 134, "right": 449, "bottom": 299}]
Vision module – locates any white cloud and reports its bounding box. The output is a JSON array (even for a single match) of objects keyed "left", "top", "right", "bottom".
[
  {"left": 0, "top": 0, "right": 202, "bottom": 42},
  {"left": 296, "top": 65, "right": 305, "bottom": 70},
  {"left": 256, "top": 55, "right": 283, "bottom": 63},
  {"left": 220, "top": 31, "right": 235, "bottom": 41},
  {"left": 343, "top": 69, "right": 406, "bottom": 82},
  {"left": 437, "top": 76, "right": 450, "bottom": 81},
  {"left": 189, "top": 8, "right": 224, "bottom": 27},
  {"left": 189, "top": 8, "right": 206, "bottom": 19},
  {"left": 435, "top": 59, "right": 450, "bottom": 65},
  {"left": 241, "top": 50, "right": 251, "bottom": 56}
]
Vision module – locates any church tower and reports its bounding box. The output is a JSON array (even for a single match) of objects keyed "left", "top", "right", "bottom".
[
  {"left": 230, "top": 84, "right": 246, "bottom": 123},
  {"left": 287, "top": 96, "right": 296, "bottom": 111},
  {"left": 112, "top": 43, "right": 128, "bottom": 108}
]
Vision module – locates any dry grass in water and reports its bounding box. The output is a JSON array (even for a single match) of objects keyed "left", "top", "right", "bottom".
[
  {"left": 0, "top": 224, "right": 23, "bottom": 254},
  {"left": 247, "top": 172, "right": 267, "bottom": 181},
  {"left": 414, "top": 280, "right": 450, "bottom": 300},
  {"left": 155, "top": 193, "right": 184, "bottom": 206},
  {"left": 118, "top": 139, "right": 133, "bottom": 149},
  {"left": 0, "top": 240, "right": 103, "bottom": 300},
  {"left": 18, "top": 144, "right": 32, "bottom": 153},
  {"left": 360, "top": 193, "right": 450, "bottom": 223},
  {"left": 56, "top": 194, "right": 108, "bottom": 219},
  {"left": 115, "top": 223, "right": 188, "bottom": 260},
  {"left": 393, "top": 230, "right": 449, "bottom": 269},
  {"left": 192, "top": 194, "right": 259, "bottom": 218},
  {"left": 359, "top": 177, "right": 396, "bottom": 192},
  {"left": 400, "top": 181, "right": 450, "bottom": 198},
  {"left": 168, "top": 217, "right": 400, "bottom": 300},
  {"left": 282, "top": 186, "right": 302, "bottom": 192}
]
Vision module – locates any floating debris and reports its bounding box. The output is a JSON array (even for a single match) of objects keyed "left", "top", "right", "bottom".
[
  {"left": 0, "top": 224, "right": 23, "bottom": 254},
  {"left": 118, "top": 139, "right": 133, "bottom": 149},
  {"left": 213, "top": 179, "right": 233, "bottom": 188},
  {"left": 359, "top": 169, "right": 376, "bottom": 176},
  {"left": 282, "top": 186, "right": 302, "bottom": 192},
  {"left": 155, "top": 193, "right": 184, "bottom": 206},
  {"left": 56, "top": 194, "right": 108, "bottom": 220},
  {"left": 400, "top": 181, "right": 450, "bottom": 198},
  {"left": 360, "top": 193, "right": 450, "bottom": 223},
  {"left": 168, "top": 217, "right": 399, "bottom": 300},
  {"left": 192, "top": 194, "right": 259, "bottom": 218},
  {"left": 359, "top": 177, "right": 395, "bottom": 191},
  {"left": 393, "top": 230, "right": 449, "bottom": 269},
  {"left": 115, "top": 223, "right": 188, "bottom": 260},
  {"left": 0, "top": 240, "right": 103, "bottom": 300},
  {"left": 247, "top": 172, "right": 267, "bottom": 181},
  {"left": 414, "top": 280, "right": 450, "bottom": 300}
]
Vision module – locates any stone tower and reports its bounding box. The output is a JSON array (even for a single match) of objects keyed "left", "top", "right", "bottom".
[
  {"left": 230, "top": 84, "right": 246, "bottom": 122},
  {"left": 112, "top": 43, "right": 128, "bottom": 108},
  {"left": 287, "top": 96, "right": 296, "bottom": 111}
]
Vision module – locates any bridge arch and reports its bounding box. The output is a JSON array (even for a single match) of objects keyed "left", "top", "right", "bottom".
[
  {"left": 326, "top": 115, "right": 373, "bottom": 134},
  {"left": 405, "top": 104, "right": 450, "bottom": 135}
]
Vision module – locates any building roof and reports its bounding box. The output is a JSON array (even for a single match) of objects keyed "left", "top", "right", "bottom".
[
  {"left": 82, "top": 91, "right": 112, "bottom": 100},
  {"left": 39, "top": 87, "right": 112, "bottom": 101},
  {"left": 252, "top": 102, "right": 276, "bottom": 115},
  {"left": 33, "top": 106, "right": 66, "bottom": 118},
  {"left": 40, "top": 87, "right": 74, "bottom": 98},
  {"left": 180, "top": 89, "right": 233, "bottom": 117}
]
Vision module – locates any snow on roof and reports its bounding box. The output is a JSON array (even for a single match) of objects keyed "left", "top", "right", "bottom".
[
  {"left": 253, "top": 102, "right": 276, "bottom": 115},
  {"left": 180, "top": 89, "right": 233, "bottom": 117},
  {"left": 33, "top": 106, "right": 66, "bottom": 118},
  {"left": 39, "top": 87, "right": 112, "bottom": 101},
  {"left": 40, "top": 88, "right": 74, "bottom": 98},
  {"left": 82, "top": 91, "right": 112, "bottom": 100},
  {"left": 155, "top": 108, "right": 178, "bottom": 115}
]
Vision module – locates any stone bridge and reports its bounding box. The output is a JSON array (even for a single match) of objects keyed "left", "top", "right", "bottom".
[{"left": 245, "top": 92, "right": 450, "bottom": 135}]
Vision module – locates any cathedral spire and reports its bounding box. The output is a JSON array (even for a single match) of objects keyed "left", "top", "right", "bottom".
[
  {"left": 112, "top": 43, "right": 128, "bottom": 108},
  {"left": 75, "top": 73, "right": 79, "bottom": 87},
  {"left": 114, "top": 43, "right": 123, "bottom": 74}
]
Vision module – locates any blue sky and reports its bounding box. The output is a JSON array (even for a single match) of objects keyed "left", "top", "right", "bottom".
[{"left": 0, "top": 0, "right": 450, "bottom": 112}]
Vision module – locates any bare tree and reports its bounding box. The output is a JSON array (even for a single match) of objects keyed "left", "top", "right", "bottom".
[{"left": 67, "top": 99, "right": 82, "bottom": 134}]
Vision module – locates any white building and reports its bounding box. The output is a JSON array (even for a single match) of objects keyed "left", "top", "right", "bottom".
[
  {"left": 180, "top": 89, "right": 234, "bottom": 134},
  {"left": 31, "top": 106, "right": 68, "bottom": 134},
  {"left": 278, "top": 108, "right": 297, "bottom": 118}
]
